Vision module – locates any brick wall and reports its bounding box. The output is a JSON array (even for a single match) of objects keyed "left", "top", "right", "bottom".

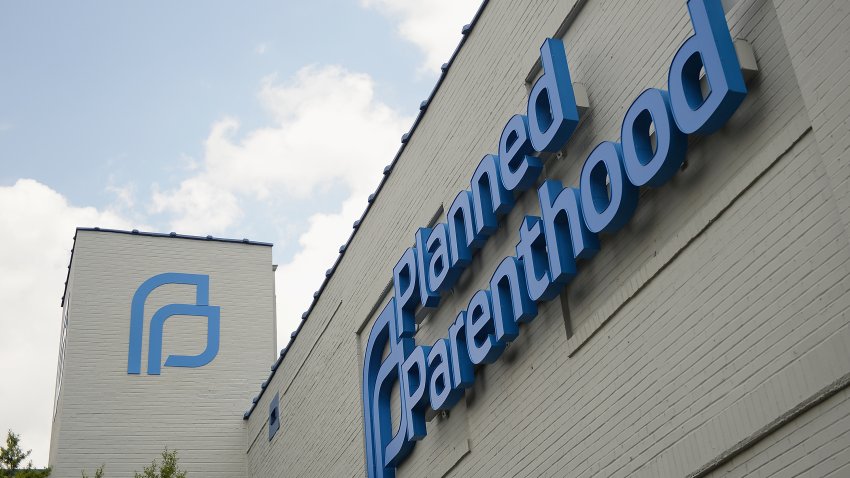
[
  {"left": 246, "top": 0, "right": 850, "bottom": 476},
  {"left": 50, "top": 232, "right": 275, "bottom": 477}
]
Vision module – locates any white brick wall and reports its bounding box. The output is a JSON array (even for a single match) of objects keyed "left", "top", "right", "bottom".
[
  {"left": 772, "top": 0, "right": 850, "bottom": 235},
  {"left": 706, "top": 387, "right": 850, "bottom": 477},
  {"left": 50, "top": 231, "right": 275, "bottom": 477},
  {"left": 246, "top": 0, "right": 850, "bottom": 476}
]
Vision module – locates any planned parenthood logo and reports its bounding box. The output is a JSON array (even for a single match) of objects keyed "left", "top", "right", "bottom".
[{"left": 127, "top": 273, "right": 221, "bottom": 375}]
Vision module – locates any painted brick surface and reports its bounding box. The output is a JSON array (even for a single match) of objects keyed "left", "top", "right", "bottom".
[
  {"left": 772, "top": 0, "right": 850, "bottom": 235},
  {"left": 50, "top": 231, "right": 275, "bottom": 477},
  {"left": 706, "top": 388, "right": 850, "bottom": 478},
  {"left": 246, "top": 0, "right": 850, "bottom": 477}
]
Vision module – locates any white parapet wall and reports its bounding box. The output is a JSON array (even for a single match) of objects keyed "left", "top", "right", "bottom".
[{"left": 49, "top": 229, "right": 276, "bottom": 478}]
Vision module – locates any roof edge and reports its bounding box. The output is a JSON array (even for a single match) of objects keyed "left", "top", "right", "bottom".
[
  {"left": 75, "top": 227, "right": 273, "bottom": 246},
  {"left": 242, "top": 0, "right": 492, "bottom": 420},
  {"left": 61, "top": 227, "right": 273, "bottom": 306}
]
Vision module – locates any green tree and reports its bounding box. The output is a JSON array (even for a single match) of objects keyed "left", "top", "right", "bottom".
[
  {"left": 0, "top": 430, "right": 50, "bottom": 477},
  {"left": 0, "top": 430, "right": 29, "bottom": 476},
  {"left": 14, "top": 469, "right": 51, "bottom": 478},
  {"left": 81, "top": 465, "right": 104, "bottom": 478},
  {"left": 133, "top": 449, "right": 186, "bottom": 478}
]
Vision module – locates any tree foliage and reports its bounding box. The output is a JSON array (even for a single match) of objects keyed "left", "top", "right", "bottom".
[
  {"left": 1, "top": 434, "right": 185, "bottom": 478},
  {"left": 133, "top": 449, "right": 186, "bottom": 478},
  {"left": 13, "top": 470, "right": 51, "bottom": 478},
  {"left": 0, "top": 430, "right": 29, "bottom": 475},
  {"left": 0, "top": 430, "right": 50, "bottom": 477},
  {"left": 81, "top": 465, "right": 104, "bottom": 478}
]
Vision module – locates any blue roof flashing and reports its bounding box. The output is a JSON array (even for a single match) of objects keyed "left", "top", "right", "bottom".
[{"left": 61, "top": 227, "right": 273, "bottom": 307}]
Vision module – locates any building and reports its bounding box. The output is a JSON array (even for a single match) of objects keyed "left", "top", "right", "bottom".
[
  {"left": 49, "top": 229, "right": 275, "bottom": 477},
  {"left": 50, "top": 0, "right": 850, "bottom": 476}
]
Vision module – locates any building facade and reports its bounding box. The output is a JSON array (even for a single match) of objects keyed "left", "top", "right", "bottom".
[
  {"left": 51, "top": 0, "right": 850, "bottom": 476},
  {"left": 49, "top": 229, "right": 275, "bottom": 477}
]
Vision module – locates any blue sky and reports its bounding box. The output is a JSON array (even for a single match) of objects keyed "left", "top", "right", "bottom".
[
  {"left": 1, "top": 0, "right": 421, "bottom": 208},
  {"left": 0, "top": 0, "right": 480, "bottom": 466}
]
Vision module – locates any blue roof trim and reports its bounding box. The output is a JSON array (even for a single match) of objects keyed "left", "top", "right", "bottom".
[
  {"left": 76, "top": 227, "right": 273, "bottom": 246},
  {"left": 242, "top": 0, "right": 491, "bottom": 420},
  {"left": 61, "top": 227, "right": 273, "bottom": 306}
]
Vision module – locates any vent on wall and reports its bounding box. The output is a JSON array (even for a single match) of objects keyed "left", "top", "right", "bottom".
[{"left": 269, "top": 392, "right": 281, "bottom": 441}]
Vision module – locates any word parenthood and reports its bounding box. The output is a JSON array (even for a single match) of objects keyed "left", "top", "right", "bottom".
[{"left": 363, "top": 0, "right": 748, "bottom": 476}]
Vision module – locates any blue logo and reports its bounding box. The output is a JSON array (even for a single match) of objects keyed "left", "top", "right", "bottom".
[
  {"left": 362, "top": 0, "right": 749, "bottom": 476},
  {"left": 128, "top": 273, "right": 221, "bottom": 375}
]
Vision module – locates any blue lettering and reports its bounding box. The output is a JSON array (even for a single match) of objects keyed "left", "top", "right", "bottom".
[
  {"left": 401, "top": 345, "right": 431, "bottom": 441},
  {"left": 362, "top": 299, "right": 414, "bottom": 475},
  {"left": 393, "top": 248, "right": 420, "bottom": 338},
  {"left": 465, "top": 289, "right": 503, "bottom": 365},
  {"left": 579, "top": 142, "right": 638, "bottom": 234},
  {"left": 448, "top": 312, "right": 475, "bottom": 389},
  {"left": 498, "top": 114, "right": 542, "bottom": 192},
  {"left": 471, "top": 154, "right": 513, "bottom": 238},
  {"left": 490, "top": 256, "right": 537, "bottom": 344},
  {"left": 538, "top": 180, "right": 599, "bottom": 285},
  {"left": 621, "top": 88, "right": 687, "bottom": 187},
  {"left": 414, "top": 228, "right": 440, "bottom": 308},
  {"left": 362, "top": 2, "right": 752, "bottom": 474},
  {"left": 516, "top": 215, "right": 562, "bottom": 301},
  {"left": 427, "top": 338, "right": 462, "bottom": 411},
  {"left": 668, "top": 0, "right": 747, "bottom": 134},
  {"left": 426, "top": 223, "right": 459, "bottom": 292},
  {"left": 447, "top": 190, "right": 481, "bottom": 270},
  {"left": 527, "top": 38, "right": 580, "bottom": 152}
]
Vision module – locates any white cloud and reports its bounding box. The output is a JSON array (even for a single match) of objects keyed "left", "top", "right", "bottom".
[
  {"left": 1, "top": 52, "right": 413, "bottom": 470},
  {"left": 151, "top": 65, "right": 411, "bottom": 345},
  {"left": 255, "top": 43, "right": 269, "bottom": 55},
  {"left": 153, "top": 65, "right": 409, "bottom": 234},
  {"left": 0, "top": 179, "right": 133, "bottom": 466},
  {"left": 150, "top": 176, "right": 242, "bottom": 234},
  {"left": 106, "top": 179, "right": 137, "bottom": 210},
  {"left": 360, "top": 0, "right": 482, "bottom": 73},
  {"left": 274, "top": 194, "right": 366, "bottom": 346}
]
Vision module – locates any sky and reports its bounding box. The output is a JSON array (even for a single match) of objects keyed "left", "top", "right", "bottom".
[{"left": 0, "top": 0, "right": 481, "bottom": 466}]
